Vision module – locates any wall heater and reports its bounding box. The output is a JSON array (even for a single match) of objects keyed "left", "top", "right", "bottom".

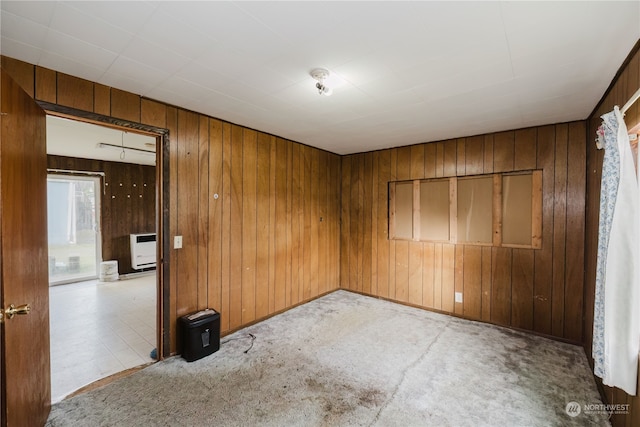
[{"left": 130, "top": 233, "right": 156, "bottom": 270}]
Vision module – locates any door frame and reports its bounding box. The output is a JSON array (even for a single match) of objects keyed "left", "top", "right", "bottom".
[{"left": 38, "top": 101, "right": 171, "bottom": 359}]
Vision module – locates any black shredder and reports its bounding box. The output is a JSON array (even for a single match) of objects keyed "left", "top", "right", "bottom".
[{"left": 179, "top": 309, "right": 220, "bottom": 362}]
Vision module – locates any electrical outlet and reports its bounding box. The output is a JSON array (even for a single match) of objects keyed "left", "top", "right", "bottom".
[
  {"left": 174, "top": 235, "right": 183, "bottom": 249},
  {"left": 455, "top": 292, "right": 463, "bottom": 303}
]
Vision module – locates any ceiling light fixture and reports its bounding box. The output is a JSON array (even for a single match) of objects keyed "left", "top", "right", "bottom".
[{"left": 310, "top": 68, "right": 333, "bottom": 96}]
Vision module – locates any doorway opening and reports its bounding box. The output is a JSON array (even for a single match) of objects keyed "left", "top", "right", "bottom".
[{"left": 45, "top": 115, "right": 161, "bottom": 403}]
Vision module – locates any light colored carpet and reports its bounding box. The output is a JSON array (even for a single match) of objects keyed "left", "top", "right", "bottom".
[{"left": 47, "top": 290, "right": 609, "bottom": 426}]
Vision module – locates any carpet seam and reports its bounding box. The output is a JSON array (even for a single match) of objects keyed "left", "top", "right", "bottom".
[{"left": 367, "top": 317, "right": 452, "bottom": 426}]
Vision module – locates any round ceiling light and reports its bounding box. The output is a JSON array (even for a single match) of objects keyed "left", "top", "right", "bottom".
[{"left": 310, "top": 68, "right": 332, "bottom": 96}]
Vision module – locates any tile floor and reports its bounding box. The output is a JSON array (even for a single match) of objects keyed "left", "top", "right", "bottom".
[{"left": 49, "top": 273, "right": 157, "bottom": 403}]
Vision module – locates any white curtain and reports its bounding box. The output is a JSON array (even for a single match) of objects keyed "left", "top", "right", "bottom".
[{"left": 593, "top": 106, "right": 640, "bottom": 396}]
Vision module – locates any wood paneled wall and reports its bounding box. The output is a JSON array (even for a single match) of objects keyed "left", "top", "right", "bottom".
[
  {"left": 48, "top": 155, "right": 156, "bottom": 274},
  {"left": 585, "top": 42, "right": 640, "bottom": 427},
  {"left": 340, "top": 123, "right": 586, "bottom": 342},
  {"left": 2, "top": 56, "right": 342, "bottom": 354}
]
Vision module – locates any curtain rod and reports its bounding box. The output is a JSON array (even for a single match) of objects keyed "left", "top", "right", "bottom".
[
  {"left": 47, "top": 169, "right": 105, "bottom": 177},
  {"left": 621, "top": 87, "right": 640, "bottom": 115}
]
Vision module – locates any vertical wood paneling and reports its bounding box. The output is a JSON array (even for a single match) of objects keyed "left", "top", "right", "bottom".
[
  {"left": 167, "top": 106, "right": 178, "bottom": 348},
  {"left": 443, "top": 140, "right": 457, "bottom": 176},
  {"left": 141, "top": 99, "right": 167, "bottom": 129},
  {"left": 93, "top": 84, "right": 110, "bottom": 116},
  {"left": 274, "top": 138, "right": 288, "bottom": 309},
  {"left": 56, "top": 73, "right": 93, "bottom": 112},
  {"left": 454, "top": 244, "right": 464, "bottom": 314},
  {"left": 220, "top": 123, "right": 232, "bottom": 333},
  {"left": 290, "top": 143, "right": 301, "bottom": 305},
  {"left": 611, "top": 388, "right": 630, "bottom": 427},
  {"left": 465, "top": 136, "right": 483, "bottom": 175},
  {"left": 333, "top": 154, "right": 342, "bottom": 289},
  {"left": 397, "top": 146, "right": 412, "bottom": 181},
  {"left": 514, "top": 128, "right": 537, "bottom": 170},
  {"left": 441, "top": 244, "right": 455, "bottom": 312},
  {"left": 492, "top": 175, "right": 502, "bottom": 246},
  {"left": 340, "top": 156, "right": 351, "bottom": 289},
  {"left": 35, "top": 66, "right": 56, "bottom": 103},
  {"left": 493, "top": 131, "right": 514, "bottom": 172},
  {"left": 552, "top": 124, "right": 568, "bottom": 337},
  {"left": 435, "top": 142, "right": 444, "bottom": 177},
  {"left": 626, "top": 53, "right": 640, "bottom": 127},
  {"left": 302, "top": 145, "right": 313, "bottom": 300},
  {"left": 481, "top": 246, "right": 492, "bottom": 321},
  {"left": 298, "top": 142, "right": 309, "bottom": 302},
  {"left": 176, "top": 110, "right": 200, "bottom": 318},
  {"left": 463, "top": 245, "right": 482, "bottom": 319},
  {"left": 564, "top": 122, "right": 586, "bottom": 342},
  {"left": 389, "top": 149, "right": 397, "bottom": 299},
  {"left": 269, "top": 137, "right": 277, "bottom": 311},
  {"left": 286, "top": 142, "right": 293, "bottom": 306},
  {"left": 197, "top": 116, "right": 209, "bottom": 310},
  {"left": 370, "top": 152, "right": 379, "bottom": 295},
  {"left": 425, "top": 143, "right": 437, "bottom": 178},
  {"left": 207, "top": 119, "right": 223, "bottom": 315},
  {"left": 309, "top": 148, "right": 320, "bottom": 297},
  {"left": 241, "top": 130, "right": 257, "bottom": 324},
  {"left": 111, "top": 88, "right": 141, "bottom": 123},
  {"left": 395, "top": 148, "right": 411, "bottom": 301},
  {"left": 483, "top": 134, "right": 494, "bottom": 173},
  {"left": 423, "top": 243, "right": 435, "bottom": 308},
  {"left": 320, "top": 151, "right": 330, "bottom": 295},
  {"left": 229, "top": 125, "right": 243, "bottom": 330},
  {"left": 395, "top": 241, "right": 409, "bottom": 302},
  {"left": 408, "top": 241, "right": 423, "bottom": 305},
  {"left": 377, "top": 151, "right": 390, "bottom": 298},
  {"left": 456, "top": 139, "right": 465, "bottom": 175},
  {"left": 362, "top": 153, "right": 373, "bottom": 294},
  {"left": 511, "top": 249, "right": 534, "bottom": 330},
  {"left": 534, "top": 125, "right": 555, "bottom": 334},
  {"left": 629, "top": 384, "right": 640, "bottom": 427},
  {"left": 254, "top": 132, "right": 271, "bottom": 319},
  {"left": 491, "top": 247, "right": 512, "bottom": 326},
  {"left": 351, "top": 155, "right": 361, "bottom": 290},
  {"left": 2, "top": 56, "right": 35, "bottom": 96},
  {"left": 410, "top": 144, "right": 424, "bottom": 179},
  {"left": 433, "top": 244, "right": 443, "bottom": 309}
]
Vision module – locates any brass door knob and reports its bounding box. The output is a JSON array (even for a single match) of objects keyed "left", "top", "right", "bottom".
[{"left": 1, "top": 303, "right": 31, "bottom": 322}]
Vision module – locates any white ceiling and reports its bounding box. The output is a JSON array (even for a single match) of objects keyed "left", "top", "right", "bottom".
[{"left": 2, "top": 1, "right": 639, "bottom": 155}]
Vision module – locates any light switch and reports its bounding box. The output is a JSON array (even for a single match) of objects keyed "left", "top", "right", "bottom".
[
  {"left": 455, "top": 292, "right": 463, "bottom": 303},
  {"left": 174, "top": 235, "right": 183, "bottom": 249}
]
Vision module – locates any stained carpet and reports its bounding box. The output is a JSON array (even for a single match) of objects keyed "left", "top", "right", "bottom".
[{"left": 47, "top": 290, "right": 609, "bottom": 426}]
